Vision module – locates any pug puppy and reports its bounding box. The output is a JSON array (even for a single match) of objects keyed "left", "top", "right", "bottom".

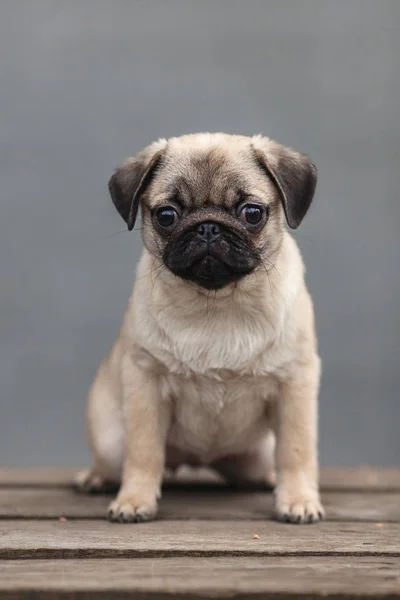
[{"left": 75, "top": 133, "right": 325, "bottom": 524}]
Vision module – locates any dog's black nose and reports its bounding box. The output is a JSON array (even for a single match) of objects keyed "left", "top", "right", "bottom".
[{"left": 197, "top": 222, "right": 220, "bottom": 243}]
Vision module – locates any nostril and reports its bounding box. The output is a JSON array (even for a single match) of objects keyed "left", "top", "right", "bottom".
[
  {"left": 197, "top": 224, "right": 206, "bottom": 237},
  {"left": 210, "top": 224, "right": 220, "bottom": 237}
]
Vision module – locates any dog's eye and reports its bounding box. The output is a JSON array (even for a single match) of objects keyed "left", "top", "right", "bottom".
[
  {"left": 154, "top": 206, "right": 178, "bottom": 228},
  {"left": 239, "top": 204, "right": 264, "bottom": 226}
]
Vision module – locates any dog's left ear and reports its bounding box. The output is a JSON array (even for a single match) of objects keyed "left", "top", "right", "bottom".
[
  {"left": 252, "top": 136, "right": 317, "bottom": 229},
  {"left": 108, "top": 139, "right": 167, "bottom": 231}
]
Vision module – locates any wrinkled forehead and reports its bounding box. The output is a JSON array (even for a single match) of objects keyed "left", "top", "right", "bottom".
[{"left": 147, "top": 145, "right": 276, "bottom": 208}]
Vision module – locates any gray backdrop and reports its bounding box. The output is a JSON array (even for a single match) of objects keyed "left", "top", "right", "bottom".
[{"left": 1, "top": 1, "right": 399, "bottom": 467}]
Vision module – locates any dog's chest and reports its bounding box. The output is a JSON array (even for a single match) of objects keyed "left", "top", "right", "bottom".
[
  {"left": 165, "top": 372, "right": 277, "bottom": 462},
  {"left": 133, "top": 280, "right": 290, "bottom": 460}
]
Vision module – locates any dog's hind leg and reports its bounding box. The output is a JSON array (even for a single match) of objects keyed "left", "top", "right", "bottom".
[{"left": 74, "top": 357, "right": 124, "bottom": 494}]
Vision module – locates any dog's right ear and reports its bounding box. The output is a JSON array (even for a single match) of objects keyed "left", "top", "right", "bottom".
[{"left": 108, "top": 140, "right": 167, "bottom": 231}]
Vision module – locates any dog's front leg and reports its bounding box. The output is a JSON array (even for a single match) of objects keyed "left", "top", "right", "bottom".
[
  {"left": 108, "top": 354, "right": 170, "bottom": 523},
  {"left": 274, "top": 357, "right": 325, "bottom": 524}
]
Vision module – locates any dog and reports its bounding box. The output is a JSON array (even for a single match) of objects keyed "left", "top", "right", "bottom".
[{"left": 75, "top": 132, "right": 325, "bottom": 524}]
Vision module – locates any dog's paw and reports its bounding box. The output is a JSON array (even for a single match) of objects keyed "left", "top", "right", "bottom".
[
  {"left": 73, "top": 469, "right": 118, "bottom": 494},
  {"left": 275, "top": 488, "right": 325, "bottom": 524},
  {"left": 108, "top": 494, "right": 158, "bottom": 523}
]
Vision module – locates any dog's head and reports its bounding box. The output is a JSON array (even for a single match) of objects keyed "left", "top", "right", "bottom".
[{"left": 109, "top": 133, "right": 317, "bottom": 290}]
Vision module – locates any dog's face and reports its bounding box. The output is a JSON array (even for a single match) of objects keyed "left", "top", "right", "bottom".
[{"left": 109, "top": 134, "right": 317, "bottom": 290}]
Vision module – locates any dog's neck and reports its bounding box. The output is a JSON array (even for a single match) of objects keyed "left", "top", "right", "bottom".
[
  {"left": 123, "top": 233, "right": 305, "bottom": 377},
  {"left": 125, "top": 234, "right": 303, "bottom": 374}
]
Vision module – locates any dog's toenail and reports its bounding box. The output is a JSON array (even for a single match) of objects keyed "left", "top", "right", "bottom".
[{"left": 135, "top": 513, "right": 145, "bottom": 523}]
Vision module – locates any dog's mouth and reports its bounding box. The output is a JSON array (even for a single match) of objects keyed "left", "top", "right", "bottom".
[
  {"left": 164, "top": 242, "right": 260, "bottom": 290},
  {"left": 185, "top": 255, "right": 243, "bottom": 289}
]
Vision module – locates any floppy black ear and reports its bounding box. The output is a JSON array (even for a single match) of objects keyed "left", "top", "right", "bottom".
[
  {"left": 108, "top": 144, "right": 166, "bottom": 231},
  {"left": 252, "top": 137, "right": 317, "bottom": 229}
]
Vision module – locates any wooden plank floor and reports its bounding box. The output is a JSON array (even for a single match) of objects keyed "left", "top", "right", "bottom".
[{"left": 0, "top": 468, "right": 399, "bottom": 599}]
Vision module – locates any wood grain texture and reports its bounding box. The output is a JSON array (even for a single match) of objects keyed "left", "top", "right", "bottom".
[
  {"left": 0, "top": 487, "right": 399, "bottom": 522},
  {"left": 1, "top": 466, "right": 400, "bottom": 491},
  {"left": 1, "top": 520, "right": 399, "bottom": 559},
  {"left": 1, "top": 469, "right": 399, "bottom": 599},
  {"left": 0, "top": 557, "right": 399, "bottom": 599}
]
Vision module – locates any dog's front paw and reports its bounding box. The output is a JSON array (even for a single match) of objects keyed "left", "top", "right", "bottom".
[
  {"left": 275, "top": 486, "right": 325, "bottom": 524},
  {"left": 108, "top": 493, "right": 158, "bottom": 523}
]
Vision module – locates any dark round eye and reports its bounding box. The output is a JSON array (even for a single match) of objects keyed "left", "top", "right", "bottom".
[
  {"left": 239, "top": 204, "right": 264, "bottom": 226},
  {"left": 154, "top": 206, "right": 178, "bottom": 228}
]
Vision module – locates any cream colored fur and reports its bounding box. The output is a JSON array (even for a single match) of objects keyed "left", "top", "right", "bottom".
[{"left": 75, "top": 133, "right": 324, "bottom": 524}]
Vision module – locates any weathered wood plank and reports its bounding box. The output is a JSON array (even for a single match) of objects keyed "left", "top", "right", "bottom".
[
  {"left": 321, "top": 467, "right": 400, "bottom": 492},
  {"left": 0, "top": 557, "right": 399, "bottom": 599},
  {"left": 0, "top": 520, "right": 398, "bottom": 559},
  {"left": 0, "top": 468, "right": 79, "bottom": 488},
  {"left": 1, "top": 466, "right": 400, "bottom": 491},
  {"left": 0, "top": 487, "right": 399, "bottom": 522}
]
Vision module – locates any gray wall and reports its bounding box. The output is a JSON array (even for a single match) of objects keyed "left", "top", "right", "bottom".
[{"left": 1, "top": 1, "right": 399, "bottom": 467}]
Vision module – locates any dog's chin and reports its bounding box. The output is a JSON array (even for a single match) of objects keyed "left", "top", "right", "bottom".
[{"left": 166, "top": 255, "right": 257, "bottom": 291}]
